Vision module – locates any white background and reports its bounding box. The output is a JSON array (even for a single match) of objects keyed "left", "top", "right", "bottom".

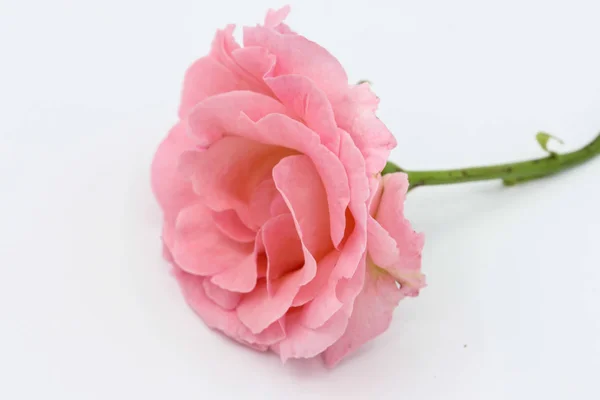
[{"left": 1, "top": 0, "right": 599, "bottom": 398}]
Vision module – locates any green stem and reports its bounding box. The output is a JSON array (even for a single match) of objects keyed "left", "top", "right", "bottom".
[{"left": 382, "top": 133, "right": 600, "bottom": 190}]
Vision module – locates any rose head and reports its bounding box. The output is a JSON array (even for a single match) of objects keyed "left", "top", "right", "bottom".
[{"left": 151, "top": 6, "right": 424, "bottom": 367}]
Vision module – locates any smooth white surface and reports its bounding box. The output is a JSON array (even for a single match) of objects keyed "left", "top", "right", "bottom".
[{"left": 1, "top": 0, "right": 599, "bottom": 398}]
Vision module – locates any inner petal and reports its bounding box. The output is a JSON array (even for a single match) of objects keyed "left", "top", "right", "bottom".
[
  {"left": 173, "top": 203, "right": 253, "bottom": 276},
  {"left": 273, "top": 154, "right": 333, "bottom": 260},
  {"left": 262, "top": 213, "right": 305, "bottom": 294},
  {"left": 191, "top": 136, "right": 295, "bottom": 212}
]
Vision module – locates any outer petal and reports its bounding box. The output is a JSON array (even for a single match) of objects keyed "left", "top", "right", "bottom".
[
  {"left": 202, "top": 279, "right": 242, "bottom": 310},
  {"left": 272, "top": 307, "right": 349, "bottom": 362},
  {"left": 151, "top": 122, "right": 197, "bottom": 222},
  {"left": 174, "top": 268, "right": 285, "bottom": 348},
  {"left": 332, "top": 84, "right": 397, "bottom": 175},
  {"left": 179, "top": 56, "right": 247, "bottom": 118},
  {"left": 322, "top": 263, "right": 403, "bottom": 367},
  {"left": 367, "top": 216, "right": 400, "bottom": 269},
  {"left": 374, "top": 173, "right": 425, "bottom": 295},
  {"left": 172, "top": 203, "right": 253, "bottom": 276},
  {"left": 272, "top": 155, "right": 333, "bottom": 260},
  {"left": 187, "top": 90, "right": 290, "bottom": 148},
  {"left": 242, "top": 24, "right": 348, "bottom": 98},
  {"left": 266, "top": 75, "right": 340, "bottom": 154},
  {"left": 210, "top": 25, "right": 270, "bottom": 95}
]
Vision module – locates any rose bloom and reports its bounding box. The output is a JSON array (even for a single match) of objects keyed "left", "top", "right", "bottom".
[{"left": 151, "top": 6, "right": 424, "bottom": 367}]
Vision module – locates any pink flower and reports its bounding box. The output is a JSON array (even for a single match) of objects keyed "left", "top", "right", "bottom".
[{"left": 151, "top": 6, "right": 424, "bottom": 366}]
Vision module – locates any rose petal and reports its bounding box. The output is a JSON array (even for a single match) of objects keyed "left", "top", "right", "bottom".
[
  {"left": 236, "top": 113, "right": 350, "bottom": 247},
  {"left": 264, "top": 5, "right": 291, "bottom": 29},
  {"left": 212, "top": 209, "right": 256, "bottom": 243},
  {"left": 262, "top": 213, "right": 305, "bottom": 295},
  {"left": 210, "top": 234, "right": 263, "bottom": 293},
  {"left": 173, "top": 203, "right": 253, "bottom": 276},
  {"left": 332, "top": 84, "right": 397, "bottom": 175},
  {"left": 187, "top": 90, "right": 291, "bottom": 148},
  {"left": 242, "top": 24, "right": 348, "bottom": 98},
  {"left": 189, "top": 135, "right": 294, "bottom": 212},
  {"left": 292, "top": 250, "right": 339, "bottom": 307},
  {"left": 179, "top": 56, "right": 246, "bottom": 118},
  {"left": 272, "top": 154, "right": 333, "bottom": 260},
  {"left": 174, "top": 268, "right": 285, "bottom": 348},
  {"left": 151, "top": 122, "right": 197, "bottom": 223},
  {"left": 236, "top": 235, "right": 317, "bottom": 335},
  {"left": 272, "top": 307, "right": 349, "bottom": 362},
  {"left": 367, "top": 216, "right": 400, "bottom": 268},
  {"left": 374, "top": 173, "right": 425, "bottom": 295},
  {"left": 322, "top": 263, "right": 404, "bottom": 367},
  {"left": 202, "top": 279, "right": 242, "bottom": 310},
  {"left": 266, "top": 75, "right": 340, "bottom": 154}
]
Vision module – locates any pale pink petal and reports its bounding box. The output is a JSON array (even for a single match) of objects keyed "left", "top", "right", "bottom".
[
  {"left": 189, "top": 135, "right": 294, "bottom": 212},
  {"left": 262, "top": 214, "right": 305, "bottom": 295},
  {"left": 293, "top": 250, "right": 339, "bottom": 306},
  {"left": 299, "top": 281, "right": 343, "bottom": 329},
  {"left": 367, "top": 216, "right": 399, "bottom": 268},
  {"left": 272, "top": 155, "right": 333, "bottom": 260},
  {"left": 272, "top": 307, "right": 349, "bottom": 362},
  {"left": 325, "top": 131, "right": 369, "bottom": 282},
  {"left": 174, "top": 268, "right": 284, "bottom": 348},
  {"left": 266, "top": 75, "right": 340, "bottom": 154},
  {"left": 236, "top": 243, "right": 317, "bottom": 334},
  {"left": 187, "top": 90, "right": 290, "bottom": 148},
  {"left": 242, "top": 25, "right": 348, "bottom": 99},
  {"left": 173, "top": 203, "right": 253, "bottom": 276},
  {"left": 374, "top": 173, "right": 425, "bottom": 295},
  {"left": 323, "top": 263, "right": 404, "bottom": 367},
  {"left": 269, "top": 194, "right": 289, "bottom": 217},
  {"left": 151, "top": 122, "right": 197, "bottom": 222},
  {"left": 264, "top": 5, "right": 291, "bottom": 28},
  {"left": 231, "top": 46, "right": 276, "bottom": 83},
  {"left": 210, "top": 234, "right": 263, "bottom": 293},
  {"left": 210, "top": 25, "right": 270, "bottom": 95},
  {"left": 332, "top": 84, "right": 397, "bottom": 175},
  {"left": 296, "top": 132, "right": 370, "bottom": 329},
  {"left": 212, "top": 209, "right": 256, "bottom": 243},
  {"left": 236, "top": 179, "right": 283, "bottom": 230},
  {"left": 202, "top": 279, "right": 242, "bottom": 310},
  {"left": 236, "top": 113, "right": 349, "bottom": 247},
  {"left": 179, "top": 56, "right": 246, "bottom": 118}
]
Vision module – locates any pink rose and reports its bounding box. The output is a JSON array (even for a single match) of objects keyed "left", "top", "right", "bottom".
[{"left": 151, "top": 6, "right": 424, "bottom": 366}]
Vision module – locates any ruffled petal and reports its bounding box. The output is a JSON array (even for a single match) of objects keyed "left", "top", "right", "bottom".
[
  {"left": 179, "top": 56, "right": 246, "bottom": 118},
  {"left": 202, "top": 279, "right": 242, "bottom": 310},
  {"left": 151, "top": 122, "right": 197, "bottom": 222},
  {"left": 236, "top": 113, "right": 350, "bottom": 247},
  {"left": 322, "top": 263, "right": 403, "bottom": 367},
  {"left": 172, "top": 203, "right": 253, "bottom": 276},
  {"left": 262, "top": 213, "right": 305, "bottom": 295},
  {"left": 272, "top": 155, "right": 333, "bottom": 260},
  {"left": 374, "top": 173, "right": 425, "bottom": 295},
  {"left": 332, "top": 84, "right": 397, "bottom": 175},
  {"left": 242, "top": 24, "right": 348, "bottom": 99},
  {"left": 212, "top": 209, "right": 256, "bottom": 243},
  {"left": 272, "top": 307, "right": 349, "bottom": 362},
  {"left": 266, "top": 75, "right": 340, "bottom": 154},
  {"left": 187, "top": 90, "right": 290, "bottom": 148},
  {"left": 174, "top": 268, "right": 285, "bottom": 348},
  {"left": 188, "top": 135, "right": 294, "bottom": 212}
]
